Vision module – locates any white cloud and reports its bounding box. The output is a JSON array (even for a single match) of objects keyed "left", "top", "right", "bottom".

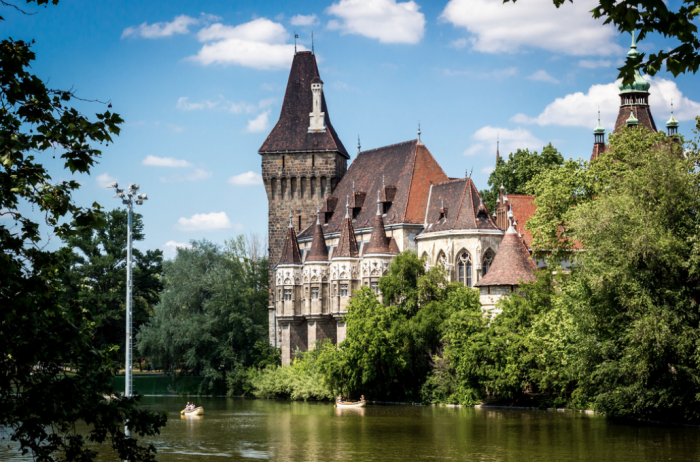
[
  {"left": 142, "top": 155, "right": 193, "bottom": 168},
  {"left": 189, "top": 18, "right": 304, "bottom": 70},
  {"left": 290, "top": 14, "right": 319, "bottom": 26},
  {"left": 326, "top": 0, "right": 425, "bottom": 44},
  {"left": 511, "top": 77, "right": 700, "bottom": 130},
  {"left": 96, "top": 172, "right": 117, "bottom": 188},
  {"left": 121, "top": 14, "right": 219, "bottom": 39},
  {"left": 176, "top": 96, "right": 220, "bottom": 111},
  {"left": 528, "top": 70, "right": 559, "bottom": 84},
  {"left": 449, "top": 38, "right": 468, "bottom": 49},
  {"left": 246, "top": 111, "right": 271, "bottom": 133},
  {"left": 162, "top": 240, "right": 192, "bottom": 258},
  {"left": 228, "top": 171, "right": 264, "bottom": 186},
  {"left": 174, "top": 212, "right": 241, "bottom": 231},
  {"left": 176, "top": 96, "right": 276, "bottom": 115},
  {"left": 578, "top": 59, "right": 612, "bottom": 69},
  {"left": 463, "top": 126, "right": 544, "bottom": 158},
  {"left": 440, "top": 0, "right": 622, "bottom": 56},
  {"left": 160, "top": 168, "right": 213, "bottom": 183}
]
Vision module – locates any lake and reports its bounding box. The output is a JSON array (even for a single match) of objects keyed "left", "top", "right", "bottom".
[{"left": 2, "top": 397, "right": 699, "bottom": 461}]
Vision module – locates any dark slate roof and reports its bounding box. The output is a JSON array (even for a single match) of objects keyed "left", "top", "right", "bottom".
[
  {"left": 278, "top": 225, "right": 302, "bottom": 265},
  {"left": 258, "top": 51, "right": 348, "bottom": 158},
  {"left": 298, "top": 140, "right": 448, "bottom": 239},
  {"left": 475, "top": 225, "right": 537, "bottom": 287},
  {"left": 614, "top": 105, "right": 657, "bottom": 134},
  {"left": 422, "top": 178, "right": 499, "bottom": 234},
  {"left": 363, "top": 213, "right": 393, "bottom": 255},
  {"left": 334, "top": 216, "right": 359, "bottom": 258},
  {"left": 305, "top": 217, "right": 329, "bottom": 262}
]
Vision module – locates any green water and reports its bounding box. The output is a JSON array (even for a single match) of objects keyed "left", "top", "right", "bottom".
[{"left": 3, "top": 397, "right": 700, "bottom": 461}]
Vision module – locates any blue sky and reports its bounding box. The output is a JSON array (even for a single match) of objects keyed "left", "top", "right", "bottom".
[{"left": 7, "top": 0, "right": 699, "bottom": 258}]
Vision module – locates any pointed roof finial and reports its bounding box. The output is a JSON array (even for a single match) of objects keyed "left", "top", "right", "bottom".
[
  {"left": 594, "top": 108, "right": 605, "bottom": 134},
  {"left": 357, "top": 135, "right": 361, "bottom": 154},
  {"left": 311, "top": 31, "right": 314, "bottom": 54},
  {"left": 382, "top": 174, "right": 385, "bottom": 189},
  {"left": 376, "top": 190, "right": 381, "bottom": 215},
  {"left": 496, "top": 133, "right": 500, "bottom": 162},
  {"left": 345, "top": 195, "right": 349, "bottom": 219},
  {"left": 288, "top": 207, "right": 293, "bottom": 228},
  {"left": 294, "top": 31, "right": 298, "bottom": 54},
  {"left": 316, "top": 204, "right": 321, "bottom": 225},
  {"left": 352, "top": 180, "right": 355, "bottom": 195},
  {"left": 667, "top": 98, "right": 679, "bottom": 127},
  {"left": 417, "top": 121, "right": 421, "bottom": 141},
  {"left": 626, "top": 108, "right": 639, "bottom": 125}
]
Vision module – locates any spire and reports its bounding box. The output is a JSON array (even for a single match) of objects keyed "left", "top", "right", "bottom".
[
  {"left": 594, "top": 110, "right": 605, "bottom": 134},
  {"left": 357, "top": 135, "right": 361, "bottom": 154},
  {"left": 364, "top": 190, "right": 393, "bottom": 255},
  {"left": 294, "top": 32, "right": 298, "bottom": 54},
  {"left": 591, "top": 109, "right": 607, "bottom": 161},
  {"left": 417, "top": 121, "right": 423, "bottom": 145},
  {"left": 311, "top": 31, "right": 314, "bottom": 54},
  {"left": 306, "top": 207, "right": 329, "bottom": 262},
  {"left": 278, "top": 214, "right": 302, "bottom": 265},
  {"left": 496, "top": 133, "right": 500, "bottom": 163},
  {"left": 334, "top": 201, "right": 359, "bottom": 258},
  {"left": 666, "top": 100, "right": 679, "bottom": 136}
]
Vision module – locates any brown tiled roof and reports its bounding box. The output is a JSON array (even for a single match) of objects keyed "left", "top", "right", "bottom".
[
  {"left": 334, "top": 215, "right": 359, "bottom": 258},
  {"left": 475, "top": 225, "right": 537, "bottom": 287},
  {"left": 298, "top": 140, "right": 448, "bottom": 239},
  {"left": 305, "top": 217, "right": 328, "bottom": 262},
  {"left": 388, "top": 237, "right": 400, "bottom": 254},
  {"left": 613, "top": 105, "right": 657, "bottom": 134},
  {"left": 363, "top": 213, "right": 392, "bottom": 255},
  {"left": 278, "top": 224, "right": 302, "bottom": 265},
  {"left": 422, "top": 178, "right": 499, "bottom": 234},
  {"left": 258, "top": 51, "right": 348, "bottom": 158}
]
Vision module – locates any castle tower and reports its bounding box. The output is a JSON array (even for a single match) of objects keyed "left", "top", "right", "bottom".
[
  {"left": 259, "top": 51, "right": 349, "bottom": 314},
  {"left": 361, "top": 190, "right": 398, "bottom": 298},
  {"left": 303, "top": 209, "right": 334, "bottom": 351},
  {"left": 591, "top": 111, "right": 607, "bottom": 161},
  {"left": 613, "top": 32, "right": 657, "bottom": 133}
]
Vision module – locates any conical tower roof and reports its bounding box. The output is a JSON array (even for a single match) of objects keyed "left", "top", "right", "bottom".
[
  {"left": 305, "top": 210, "right": 329, "bottom": 262},
  {"left": 278, "top": 212, "right": 302, "bottom": 265},
  {"left": 363, "top": 191, "right": 393, "bottom": 255},
  {"left": 475, "top": 223, "right": 537, "bottom": 287},
  {"left": 333, "top": 196, "right": 359, "bottom": 258}
]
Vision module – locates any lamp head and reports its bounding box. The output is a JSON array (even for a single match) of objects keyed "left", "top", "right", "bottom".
[
  {"left": 137, "top": 193, "right": 148, "bottom": 200},
  {"left": 106, "top": 182, "right": 118, "bottom": 189},
  {"left": 129, "top": 183, "right": 140, "bottom": 191},
  {"left": 136, "top": 200, "right": 144, "bottom": 205}
]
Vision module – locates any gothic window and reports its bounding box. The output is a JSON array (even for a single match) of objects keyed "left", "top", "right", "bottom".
[
  {"left": 340, "top": 284, "right": 349, "bottom": 297},
  {"left": 370, "top": 281, "right": 379, "bottom": 294},
  {"left": 457, "top": 252, "right": 473, "bottom": 288},
  {"left": 284, "top": 288, "right": 292, "bottom": 301},
  {"left": 482, "top": 249, "right": 495, "bottom": 276},
  {"left": 311, "top": 287, "right": 319, "bottom": 299}
]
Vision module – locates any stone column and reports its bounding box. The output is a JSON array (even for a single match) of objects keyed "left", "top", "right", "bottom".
[
  {"left": 306, "top": 314, "right": 336, "bottom": 349},
  {"left": 333, "top": 314, "right": 347, "bottom": 344}
]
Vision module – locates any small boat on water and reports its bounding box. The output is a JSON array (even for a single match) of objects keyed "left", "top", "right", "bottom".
[
  {"left": 181, "top": 406, "right": 204, "bottom": 416},
  {"left": 335, "top": 400, "right": 366, "bottom": 408}
]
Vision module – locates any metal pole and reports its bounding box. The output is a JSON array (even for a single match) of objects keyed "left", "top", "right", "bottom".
[{"left": 125, "top": 201, "right": 132, "bottom": 439}]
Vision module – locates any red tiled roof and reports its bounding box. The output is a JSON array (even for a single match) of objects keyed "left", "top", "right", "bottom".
[
  {"left": 305, "top": 217, "right": 328, "bottom": 262},
  {"left": 258, "top": 52, "right": 348, "bottom": 158},
  {"left": 278, "top": 224, "right": 302, "bottom": 265},
  {"left": 475, "top": 225, "right": 537, "bottom": 287},
  {"left": 422, "top": 178, "right": 499, "bottom": 233},
  {"left": 334, "top": 215, "right": 359, "bottom": 258},
  {"left": 388, "top": 237, "right": 400, "bottom": 254},
  {"left": 298, "top": 140, "right": 448, "bottom": 239},
  {"left": 363, "top": 212, "right": 393, "bottom": 255},
  {"left": 506, "top": 195, "right": 536, "bottom": 249}
]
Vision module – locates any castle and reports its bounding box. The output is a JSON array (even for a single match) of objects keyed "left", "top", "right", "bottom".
[{"left": 260, "top": 34, "right": 679, "bottom": 365}]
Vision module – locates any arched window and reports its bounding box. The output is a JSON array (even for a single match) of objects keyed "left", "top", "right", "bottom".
[
  {"left": 482, "top": 249, "right": 495, "bottom": 276},
  {"left": 457, "top": 251, "right": 472, "bottom": 287},
  {"left": 436, "top": 251, "right": 447, "bottom": 268}
]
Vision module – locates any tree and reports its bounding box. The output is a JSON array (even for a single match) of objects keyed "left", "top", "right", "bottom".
[
  {"left": 480, "top": 143, "right": 564, "bottom": 213},
  {"left": 60, "top": 209, "right": 163, "bottom": 365},
  {"left": 506, "top": 0, "right": 700, "bottom": 83},
  {"left": 528, "top": 126, "right": 700, "bottom": 423},
  {"left": 0, "top": 36, "right": 165, "bottom": 462},
  {"left": 137, "top": 237, "right": 269, "bottom": 395}
]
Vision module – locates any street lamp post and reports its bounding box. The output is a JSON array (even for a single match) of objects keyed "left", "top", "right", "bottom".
[{"left": 106, "top": 182, "right": 148, "bottom": 439}]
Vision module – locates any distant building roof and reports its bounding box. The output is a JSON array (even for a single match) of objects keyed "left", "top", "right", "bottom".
[
  {"left": 506, "top": 194, "right": 537, "bottom": 248},
  {"left": 258, "top": 51, "right": 348, "bottom": 157}
]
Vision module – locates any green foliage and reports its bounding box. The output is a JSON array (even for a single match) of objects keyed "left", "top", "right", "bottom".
[
  {"left": 248, "top": 345, "right": 334, "bottom": 401},
  {"left": 60, "top": 208, "right": 163, "bottom": 362},
  {"left": 528, "top": 126, "right": 700, "bottom": 422},
  {"left": 0, "top": 36, "right": 165, "bottom": 461},
  {"left": 480, "top": 143, "right": 564, "bottom": 212},
  {"left": 505, "top": 0, "right": 700, "bottom": 83},
  {"left": 136, "top": 237, "right": 269, "bottom": 396}
]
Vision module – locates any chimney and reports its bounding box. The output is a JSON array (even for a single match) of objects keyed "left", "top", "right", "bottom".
[{"left": 308, "top": 76, "right": 326, "bottom": 133}]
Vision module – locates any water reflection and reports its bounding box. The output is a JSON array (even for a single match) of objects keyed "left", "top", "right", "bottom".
[{"left": 2, "top": 398, "right": 699, "bottom": 461}]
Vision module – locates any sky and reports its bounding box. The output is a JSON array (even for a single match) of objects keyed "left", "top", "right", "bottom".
[{"left": 6, "top": 0, "right": 700, "bottom": 258}]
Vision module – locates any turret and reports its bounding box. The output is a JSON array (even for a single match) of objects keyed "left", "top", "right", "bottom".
[
  {"left": 666, "top": 102, "right": 679, "bottom": 137},
  {"left": 613, "top": 32, "right": 657, "bottom": 133},
  {"left": 591, "top": 111, "right": 607, "bottom": 162}
]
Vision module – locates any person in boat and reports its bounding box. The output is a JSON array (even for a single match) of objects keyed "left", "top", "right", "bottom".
[
  {"left": 336, "top": 395, "right": 342, "bottom": 404},
  {"left": 186, "top": 402, "right": 191, "bottom": 410},
  {"left": 360, "top": 395, "right": 365, "bottom": 402}
]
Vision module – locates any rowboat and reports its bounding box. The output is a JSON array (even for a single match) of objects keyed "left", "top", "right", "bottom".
[
  {"left": 180, "top": 406, "right": 204, "bottom": 416},
  {"left": 335, "top": 400, "right": 366, "bottom": 408}
]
